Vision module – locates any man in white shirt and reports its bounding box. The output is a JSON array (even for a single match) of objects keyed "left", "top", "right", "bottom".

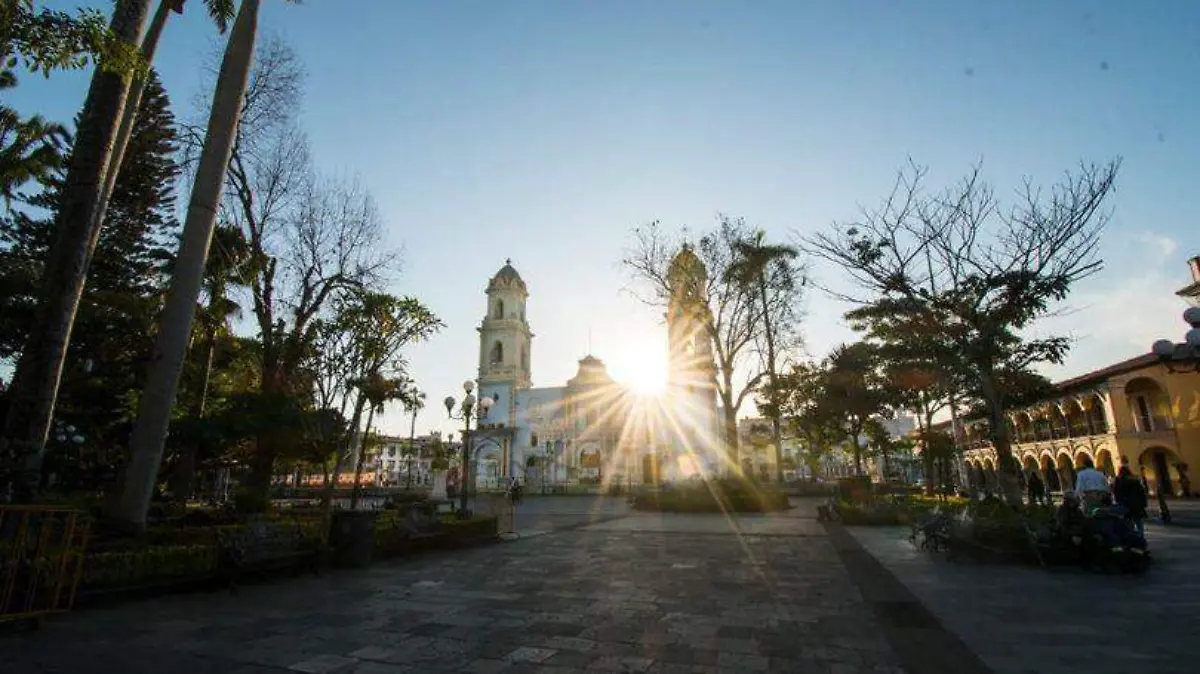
[{"left": 1074, "top": 456, "right": 1109, "bottom": 511}]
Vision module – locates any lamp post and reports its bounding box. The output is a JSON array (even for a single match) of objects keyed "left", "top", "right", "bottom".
[
  {"left": 444, "top": 380, "right": 494, "bottom": 515},
  {"left": 1151, "top": 307, "right": 1200, "bottom": 374}
]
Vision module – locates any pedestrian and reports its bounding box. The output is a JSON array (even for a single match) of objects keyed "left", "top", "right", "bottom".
[
  {"left": 1112, "top": 466, "right": 1148, "bottom": 536},
  {"left": 1074, "top": 456, "right": 1109, "bottom": 512},
  {"left": 1027, "top": 471, "right": 1045, "bottom": 505}
]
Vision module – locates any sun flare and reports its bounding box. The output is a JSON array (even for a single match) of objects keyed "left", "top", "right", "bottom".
[{"left": 611, "top": 340, "right": 667, "bottom": 396}]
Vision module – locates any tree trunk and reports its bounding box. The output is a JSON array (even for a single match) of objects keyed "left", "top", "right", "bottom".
[
  {"left": 349, "top": 406, "right": 376, "bottom": 510},
  {"left": 169, "top": 327, "right": 216, "bottom": 502},
  {"left": 108, "top": 0, "right": 260, "bottom": 531},
  {"left": 756, "top": 276, "right": 784, "bottom": 484},
  {"left": 2, "top": 0, "right": 152, "bottom": 503},
  {"left": 979, "top": 373, "right": 1022, "bottom": 505},
  {"left": 405, "top": 409, "right": 417, "bottom": 489}
]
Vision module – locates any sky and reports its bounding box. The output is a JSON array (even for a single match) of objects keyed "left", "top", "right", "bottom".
[{"left": 8, "top": 1, "right": 1200, "bottom": 439}]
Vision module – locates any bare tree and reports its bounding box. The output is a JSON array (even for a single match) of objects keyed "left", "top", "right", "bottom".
[
  {"left": 800, "top": 159, "right": 1119, "bottom": 503},
  {"left": 199, "top": 37, "right": 394, "bottom": 499},
  {"left": 622, "top": 217, "right": 763, "bottom": 457}
]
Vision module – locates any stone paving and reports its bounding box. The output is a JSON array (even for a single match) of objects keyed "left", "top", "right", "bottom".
[
  {"left": 850, "top": 521, "right": 1200, "bottom": 674},
  {"left": 3, "top": 504, "right": 909, "bottom": 674},
  {"left": 6, "top": 497, "right": 1196, "bottom": 674}
]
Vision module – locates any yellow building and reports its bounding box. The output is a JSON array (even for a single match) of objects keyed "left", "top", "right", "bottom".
[{"left": 959, "top": 354, "right": 1200, "bottom": 496}]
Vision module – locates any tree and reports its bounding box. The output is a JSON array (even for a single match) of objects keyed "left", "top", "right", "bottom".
[
  {"left": 1, "top": 0, "right": 154, "bottom": 502},
  {"left": 724, "top": 226, "right": 805, "bottom": 483},
  {"left": 0, "top": 69, "right": 69, "bottom": 208},
  {"left": 622, "top": 217, "right": 763, "bottom": 458},
  {"left": 1, "top": 0, "right": 143, "bottom": 76},
  {"left": 801, "top": 159, "right": 1119, "bottom": 503},
  {"left": 820, "top": 343, "right": 892, "bottom": 476},
  {"left": 110, "top": 0, "right": 261, "bottom": 528},
  {"left": 1, "top": 68, "right": 180, "bottom": 495},
  {"left": 402, "top": 385, "right": 425, "bottom": 488},
  {"left": 766, "top": 361, "right": 839, "bottom": 480}
]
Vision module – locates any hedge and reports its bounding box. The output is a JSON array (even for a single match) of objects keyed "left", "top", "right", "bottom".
[{"left": 632, "top": 478, "right": 791, "bottom": 513}]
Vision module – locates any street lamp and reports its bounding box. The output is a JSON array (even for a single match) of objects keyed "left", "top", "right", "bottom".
[
  {"left": 1151, "top": 307, "right": 1200, "bottom": 374},
  {"left": 444, "top": 380, "right": 494, "bottom": 515}
]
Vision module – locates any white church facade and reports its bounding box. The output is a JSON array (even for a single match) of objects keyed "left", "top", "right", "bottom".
[{"left": 467, "top": 251, "right": 724, "bottom": 489}]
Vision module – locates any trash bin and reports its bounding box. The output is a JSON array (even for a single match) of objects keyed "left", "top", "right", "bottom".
[{"left": 330, "top": 510, "right": 377, "bottom": 569}]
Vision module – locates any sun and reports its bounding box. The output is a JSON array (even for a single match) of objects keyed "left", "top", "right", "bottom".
[{"left": 611, "top": 340, "right": 667, "bottom": 396}]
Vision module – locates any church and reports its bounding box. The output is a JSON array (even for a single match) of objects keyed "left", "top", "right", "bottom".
[{"left": 467, "top": 249, "right": 724, "bottom": 489}]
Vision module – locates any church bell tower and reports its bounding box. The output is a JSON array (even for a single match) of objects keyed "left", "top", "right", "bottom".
[
  {"left": 665, "top": 245, "right": 722, "bottom": 469},
  {"left": 477, "top": 259, "right": 533, "bottom": 430}
]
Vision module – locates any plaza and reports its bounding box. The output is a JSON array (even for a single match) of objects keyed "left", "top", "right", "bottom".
[{"left": 4, "top": 497, "right": 1197, "bottom": 674}]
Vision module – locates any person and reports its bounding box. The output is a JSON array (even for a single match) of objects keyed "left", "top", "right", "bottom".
[
  {"left": 1074, "top": 456, "right": 1109, "bottom": 512},
  {"left": 1112, "top": 466, "right": 1148, "bottom": 536},
  {"left": 1027, "top": 471, "right": 1045, "bottom": 505}
]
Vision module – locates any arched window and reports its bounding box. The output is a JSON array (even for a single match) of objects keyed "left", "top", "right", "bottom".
[
  {"left": 490, "top": 341, "right": 503, "bottom": 365},
  {"left": 494, "top": 300, "right": 505, "bottom": 319},
  {"left": 531, "top": 433, "right": 539, "bottom": 447}
]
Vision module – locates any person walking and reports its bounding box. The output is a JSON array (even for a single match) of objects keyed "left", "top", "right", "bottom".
[
  {"left": 1027, "top": 471, "right": 1046, "bottom": 505},
  {"left": 1112, "top": 466, "right": 1148, "bottom": 536}
]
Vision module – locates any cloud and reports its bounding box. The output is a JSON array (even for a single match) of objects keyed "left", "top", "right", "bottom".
[
  {"left": 1131, "top": 231, "right": 1177, "bottom": 262},
  {"left": 1034, "top": 231, "right": 1186, "bottom": 380}
]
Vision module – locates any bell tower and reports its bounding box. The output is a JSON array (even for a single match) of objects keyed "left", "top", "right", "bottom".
[
  {"left": 665, "top": 245, "right": 722, "bottom": 468},
  {"left": 478, "top": 259, "right": 532, "bottom": 429}
]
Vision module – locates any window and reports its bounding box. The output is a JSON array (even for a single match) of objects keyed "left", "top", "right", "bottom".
[
  {"left": 1134, "top": 396, "right": 1154, "bottom": 431},
  {"left": 531, "top": 433, "right": 539, "bottom": 447},
  {"left": 494, "top": 300, "right": 505, "bottom": 319},
  {"left": 490, "top": 341, "right": 503, "bottom": 365},
  {"left": 521, "top": 346, "right": 529, "bottom": 370}
]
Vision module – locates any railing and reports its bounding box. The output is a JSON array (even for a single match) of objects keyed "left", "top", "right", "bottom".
[{"left": 1, "top": 505, "right": 90, "bottom": 624}]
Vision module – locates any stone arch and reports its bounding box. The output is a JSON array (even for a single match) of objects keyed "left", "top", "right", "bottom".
[
  {"left": 1056, "top": 452, "right": 1076, "bottom": 493},
  {"left": 494, "top": 299, "right": 505, "bottom": 319},
  {"left": 489, "top": 340, "right": 503, "bottom": 365},
  {"left": 1073, "top": 448, "right": 1094, "bottom": 470},
  {"left": 1094, "top": 448, "right": 1116, "bottom": 477},
  {"left": 1040, "top": 453, "right": 1061, "bottom": 492},
  {"left": 1138, "top": 446, "right": 1183, "bottom": 497},
  {"left": 473, "top": 439, "right": 504, "bottom": 490},
  {"left": 1081, "top": 392, "right": 1109, "bottom": 434}
]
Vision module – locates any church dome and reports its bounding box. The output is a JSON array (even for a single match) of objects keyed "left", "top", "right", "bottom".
[
  {"left": 487, "top": 258, "right": 527, "bottom": 293},
  {"left": 568, "top": 354, "right": 613, "bottom": 387}
]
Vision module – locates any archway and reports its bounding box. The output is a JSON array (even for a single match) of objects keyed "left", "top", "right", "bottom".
[
  {"left": 579, "top": 445, "right": 602, "bottom": 483},
  {"left": 982, "top": 458, "right": 998, "bottom": 493},
  {"left": 1021, "top": 455, "right": 1038, "bottom": 480},
  {"left": 642, "top": 454, "right": 661, "bottom": 485},
  {"left": 1073, "top": 450, "right": 1094, "bottom": 470},
  {"left": 1040, "top": 454, "right": 1061, "bottom": 492},
  {"left": 1095, "top": 448, "right": 1116, "bottom": 477},
  {"left": 1056, "top": 452, "right": 1076, "bottom": 493},
  {"left": 1138, "top": 446, "right": 1182, "bottom": 497},
  {"left": 474, "top": 442, "right": 502, "bottom": 491}
]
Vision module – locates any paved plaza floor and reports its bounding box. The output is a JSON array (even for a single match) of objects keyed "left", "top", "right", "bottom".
[{"left": 2, "top": 498, "right": 1197, "bottom": 673}]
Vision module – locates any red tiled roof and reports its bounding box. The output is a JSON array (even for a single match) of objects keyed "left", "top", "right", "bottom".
[{"left": 1051, "top": 352, "right": 1159, "bottom": 392}]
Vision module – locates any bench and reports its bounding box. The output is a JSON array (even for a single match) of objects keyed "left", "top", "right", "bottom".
[{"left": 215, "top": 520, "right": 321, "bottom": 592}]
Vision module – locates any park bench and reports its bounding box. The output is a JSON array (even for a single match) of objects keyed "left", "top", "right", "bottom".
[{"left": 215, "top": 520, "right": 321, "bottom": 592}]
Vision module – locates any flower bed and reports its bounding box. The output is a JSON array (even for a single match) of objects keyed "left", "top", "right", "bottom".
[{"left": 632, "top": 479, "right": 791, "bottom": 513}]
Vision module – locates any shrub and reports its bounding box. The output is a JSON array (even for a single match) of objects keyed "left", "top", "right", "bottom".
[
  {"left": 81, "top": 545, "right": 219, "bottom": 590},
  {"left": 632, "top": 478, "right": 790, "bottom": 513}
]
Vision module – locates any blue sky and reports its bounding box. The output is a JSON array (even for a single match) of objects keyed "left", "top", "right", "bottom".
[{"left": 9, "top": 1, "right": 1200, "bottom": 438}]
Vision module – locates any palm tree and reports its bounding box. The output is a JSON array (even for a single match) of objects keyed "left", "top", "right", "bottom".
[
  {"left": 2, "top": 0, "right": 237, "bottom": 503},
  {"left": 169, "top": 224, "right": 248, "bottom": 500},
  {"left": 349, "top": 374, "right": 408, "bottom": 508},
  {"left": 402, "top": 386, "right": 426, "bottom": 489},
  {"left": 724, "top": 229, "right": 800, "bottom": 484},
  {"left": 110, "top": 0, "right": 261, "bottom": 529},
  {"left": 1, "top": 0, "right": 153, "bottom": 502},
  {"left": 0, "top": 70, "right": 69, "bottom": 208}
]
